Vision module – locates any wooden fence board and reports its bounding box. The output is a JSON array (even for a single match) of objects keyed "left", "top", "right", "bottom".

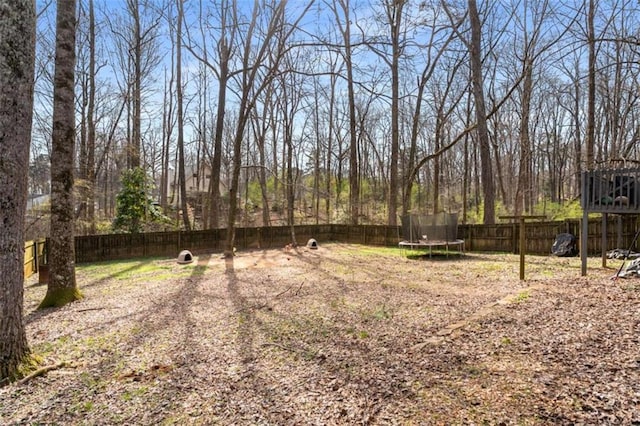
[{"left": 24, "top": 238, "right": 46, "bottom": 279}]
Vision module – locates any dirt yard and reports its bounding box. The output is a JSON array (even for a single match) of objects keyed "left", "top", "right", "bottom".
[{"left": 2, "top": 243, "right": 639, "bottom": 425}]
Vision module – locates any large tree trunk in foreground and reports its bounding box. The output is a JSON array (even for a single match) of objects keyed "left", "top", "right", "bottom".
[
  {"left": 41, "top": 0, "right": 82, "bottom": 308},
  {"left": 0, "top": 0, "right": 36, "bottom": 383}
]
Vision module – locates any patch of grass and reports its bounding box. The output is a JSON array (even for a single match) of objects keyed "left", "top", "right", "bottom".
[
  {"left": 188, "top": 265, "right": 208, "bottom": 276},
  {"left": 621, "top": 282, "right": 640, "bottom": 291},
  {"left": 329, "top": 296, "right": 359, "bottom": 311},
  {"left": 512, "top": 290, "right": 531, "bottom": 303},
  {"left": 79, "top": 371, "right": 104, "bottom": 391},
  {"left": 81, "top": 401, "right": 94, "bottom": 412},
  {"left": 478, "top": 261, "right": 510, "bottom": 273},
  {"left": 72, "top": 330, "right": 125, "bottom": 359},
  {"left": 78, "top": 258, "right": 171, "bottom": 281},
  {"left": 33, "top": 341, "right": 55, "bottom": 357},
  {"left": 119, "top": 386, "right": 149, "bottom": 402},
  {"left": 368, "top": 304, "right": 393, "bottom": 320},
  {"left": 71, "top": 400, "right": 95, "bottom": 414},
  {"left": 79, "top": 258, "right": 155, "bottom": 274},
  {"left": 463, "top": 365, "right": 484, "bottom": 378},
  {"left": 113, "top": 263, "right": 172, "bottom": 279},
  {"left": 335, "top": 244, "right": 402, "bottom": 257}
]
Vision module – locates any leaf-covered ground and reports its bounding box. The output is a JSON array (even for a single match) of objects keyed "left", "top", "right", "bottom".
[{"left": 2, "top": 243, "right": 639, "bottom": 425}]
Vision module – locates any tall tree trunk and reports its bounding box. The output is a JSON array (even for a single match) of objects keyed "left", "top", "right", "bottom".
[
  {"left": 586, "top": 0, "right": 595, "bottom": 170},
  {"left": 41, "top": 0, "right": 82, "bottom": 308},
  {"left": 468, "top": 0, "right": 495, "bottom": 224},
  {"left": 129, "top": 0, "right": 142, "bottom": 168},
  {"left": 0, "top": 0, "right": 36, "bottom": 383},
  {"left": 312, "top": 80, "right": 322, "bottom": 224},
  {"left": 326, "top": 72, "right": 337, "bottom": 222},
  {"left": 286, "top": 122, "right": 296, "bottom": 243},
  {"left": 345, "top": 18, "right": 359, "bottom": 225},
  {"left": 402, "top": 74, "right": 426, "bottom": 217},
  {"left": 207, "top": 40, "right": 229, "bottom": 229},
  {"left": 515, "top": 61, "right": 533, "bottom": 216},
  {"left": 572, "top": 61, "right": 582, "bottom": 194},
  {"left": 78, "top": 65, "right": 88, "bottom": 222},
  {"left": 433, "top": 114, "right": 442, "bottom": 214},
  {"left": 176, "top": 0, "right": 190, "bottom": 230},
  {"left": 387, "top": 0, "right": 404, "bottom": 226},
  {"left": 330, "top": 0, "right": 359, "bottom": 224},
  {"left": 87, "top": 0, "right": 97, "bottom": 233},
  {"left": 251, "top": 87, "right": 272, "bottom": 227},
  {"left": 160, "top": 66, "right": 174, "bottom": 213}
]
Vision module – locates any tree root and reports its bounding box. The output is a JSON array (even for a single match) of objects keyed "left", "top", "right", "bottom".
[{"left": 17, "top": 361, "right": 68, "bottom": 386}]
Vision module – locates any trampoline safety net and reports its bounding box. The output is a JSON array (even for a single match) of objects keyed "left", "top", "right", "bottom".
[{"left": 400, "top": 213, "right": 459, "bottom": 243}]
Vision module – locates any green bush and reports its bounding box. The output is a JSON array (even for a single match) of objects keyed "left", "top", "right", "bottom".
[{"left": 112, "top": 167, "right": 171, "bottom": 233}]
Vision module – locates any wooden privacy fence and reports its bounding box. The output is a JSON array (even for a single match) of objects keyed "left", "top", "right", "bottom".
[
  {"left": 458, "top": 216, "right": 639, "bottom": 254},
  {"left": 74, "top": 224, "right": 402, "bottom": 263},
  {"left": 24, "top": 238, "right": 46, "bottom": 279},
  {"left": 26, "top": 217, "right": 639, "bottom": 266}
]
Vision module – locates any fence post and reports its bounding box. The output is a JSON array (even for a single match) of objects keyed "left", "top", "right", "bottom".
[
  {"left": 602, "top": 214, "right": 608, "bottom": 268},
  {"left": 35, "top": 239, "right": 40, "bottom": 273}
]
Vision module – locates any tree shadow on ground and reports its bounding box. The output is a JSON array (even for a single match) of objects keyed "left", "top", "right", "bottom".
[{"left": 24, "top": 258, "right": 159, "bottom": 326}]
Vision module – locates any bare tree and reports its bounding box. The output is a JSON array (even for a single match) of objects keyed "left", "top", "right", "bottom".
[
  {"left": 277, "top": 50, "right": 307, "bottom": 243},
  {"left": 160, "top": 65, "right": 175, "bottom": 213},
  {"left": 183, "top": 0, "right": 236, "bottom": 229},
  {"left": 75, "top": 0, "right": 98, "bottom": 233},
  {"left": 377, "top": 0, "right": 405, "bottom": 225},
  {"left": 0, "top": 0, "right": 36, "bottom": 383},
  {"left": 40, "top": 0, "right": 82, "bottom": 307},
  {"left": 250, "top": 82, "right": 275, "bottom": 227},
  {"left": 222, "top": 0, "right": 313, "bottom": 255},
  {"left": 466, "top": 0, "right": 495, "bottom": 224},
  {"left": 513, "top": 0, "right": 547, "bottom": 215},
  {"left": 106, "top": 0, "right": 162, "bottom": 170},
  {"left": 328, "top": 0, "right": 360, "bottom": 224},
  {"left": 86, "top": 0, "right": 97, "bottom": 232},
  {"left": 176, "top": 0, "right": 190, "bottom": 229},
  {"left": 400, "top": 6, "right": 460, "bottom": 216},
  {"left": 586, "top": 0, "right": 595, "bottom": 170}
]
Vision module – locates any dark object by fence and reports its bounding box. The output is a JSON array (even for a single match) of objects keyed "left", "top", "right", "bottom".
[
  {"left": 607, "top": 248, "right": 640, "bottom": 259},
  {"left": 618, "top": 258, "right": 640, "bottom": 278},
  {"left": 177, "top": 250, "right": 193, "bottom": 264},
  {"left": 613, "top": 227, "right": 640, "bottom": 280},
  {"left": 552, "top": 233, "right": 578, "bottom": 257}
]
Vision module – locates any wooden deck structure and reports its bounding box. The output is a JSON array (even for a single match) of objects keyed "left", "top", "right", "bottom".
[{"left": 581, "top": 167, "right": 640, "bottom": 275}]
